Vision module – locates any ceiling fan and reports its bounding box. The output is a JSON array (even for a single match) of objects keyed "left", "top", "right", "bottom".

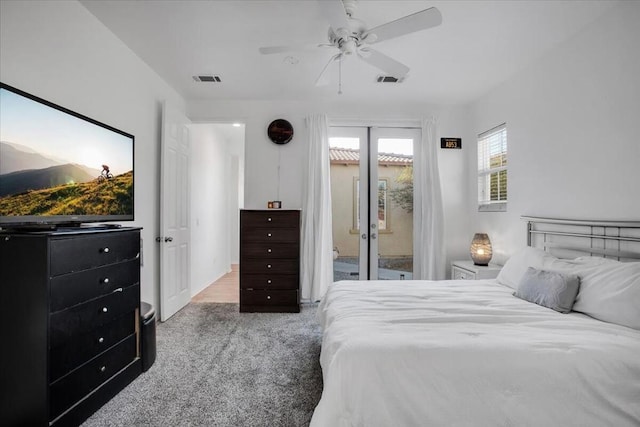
[{"left": 258, "top": 0, "right": 442, "bottom": 90}]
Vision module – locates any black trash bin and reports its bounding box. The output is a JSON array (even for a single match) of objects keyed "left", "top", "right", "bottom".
[{"left": 140, "top": 301, "right": 156, "bottom": 372}]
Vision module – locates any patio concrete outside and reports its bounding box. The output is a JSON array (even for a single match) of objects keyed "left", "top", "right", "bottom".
[{"left": 333, "top": 260, "right": 413, "bottom": 281}]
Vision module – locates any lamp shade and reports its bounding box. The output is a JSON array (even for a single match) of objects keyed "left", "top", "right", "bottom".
[{"left": 470, "top": 233, "right": 492, "bottom": 266}]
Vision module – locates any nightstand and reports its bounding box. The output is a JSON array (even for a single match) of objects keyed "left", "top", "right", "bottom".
[{"left": 451, "top": 260, "right": 502, "bottom": 280}]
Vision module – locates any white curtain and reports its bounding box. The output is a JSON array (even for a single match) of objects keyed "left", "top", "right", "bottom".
[
  {"left": 413, "top": 117, "right": 446, "bottom": 280},
  {"left": 301, "top": 114, "right": 333, "bottom": 302}
]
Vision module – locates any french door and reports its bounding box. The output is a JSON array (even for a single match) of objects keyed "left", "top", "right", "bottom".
[{"left": 329, "top": 126, "right": 420, "bottom": 280}]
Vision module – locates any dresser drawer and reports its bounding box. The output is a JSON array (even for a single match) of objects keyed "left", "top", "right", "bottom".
[
  {"left": 240, "top": 273, "right": 298, "bottom": 290},
  {"left": 50, "top": 313, "right": 136, "bottom": 382},
  {"left": 241, "top": 259, "right": 298, "bottom": 275},
  {"left": 241, "top": 210, "right": 300, "bottom": 228},
  {"left": 240, "top": 227, "right": 299, "bottom": 243},
  {"left": 50, "top": 284, "right": 139, "bottom": 347},
  {"left": 241, "top": 243, "right": 299, "bottom": 259},
  {"left": 50, "top": 259, "right": 140, "bottom": 312},
  {"left": 50, "top": 231, "right": 140, "bottom": 276},
  {"left": 240, "top": 289, "right": 298, "bottom": 307},
  {"left": 239, "top": 210, "right": 300, "bottom": 313},
  {"left": 49, "top": 334, "right": 137, "bottom": 420}
]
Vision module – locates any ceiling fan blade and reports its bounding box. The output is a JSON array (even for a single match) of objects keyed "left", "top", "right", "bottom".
[
  {"left": 315, "top": 54, "right": 341, "bottom": 86},
  {"left": 359, "top": 48, "right": 409, "bottom": 78},
  {"left": 365, "top": 7, "right": 442, "bottom": 44},
  {"left": 259, "top": 44, "right": 324, "bottom": 55},
  {"left": 319, "top": 0, "right": 350, "bottom": 32}
]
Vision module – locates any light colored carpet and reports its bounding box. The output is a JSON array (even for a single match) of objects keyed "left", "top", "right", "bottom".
[{"left": 82, "top": 303, "right": 323, "bottom": 427}]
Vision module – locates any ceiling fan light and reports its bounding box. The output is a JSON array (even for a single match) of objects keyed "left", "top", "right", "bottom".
[{"left": 343, "top": 39, "right": 357, "bottom": 54}]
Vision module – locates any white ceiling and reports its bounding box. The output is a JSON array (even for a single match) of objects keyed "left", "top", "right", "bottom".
[{"left": 80, "top": 0, "right": 617, "bottom": 106}]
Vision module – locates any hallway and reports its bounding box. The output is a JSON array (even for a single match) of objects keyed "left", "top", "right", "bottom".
[{"left": 191, "top": 264, "right": 239, "bottom": 304}]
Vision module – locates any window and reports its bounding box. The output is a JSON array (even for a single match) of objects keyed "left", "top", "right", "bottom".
[
  {"left": 477, "top": 123, "right": 507, "bottom": 211},
  {"left": 377, "top": 180, "right": 388, "bottom": 230},
  {"left": 354, "top": 178, "right": 389, "bottom": 231}
]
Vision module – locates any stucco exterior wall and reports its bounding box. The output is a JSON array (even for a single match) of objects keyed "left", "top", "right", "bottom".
[{"left": 330, "top": 163, "right": 413, "bottom": 258}]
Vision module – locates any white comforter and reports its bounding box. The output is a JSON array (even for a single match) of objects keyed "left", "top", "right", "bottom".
[{"left": 311, "top": 280, "right": 640, "bottom": 427}]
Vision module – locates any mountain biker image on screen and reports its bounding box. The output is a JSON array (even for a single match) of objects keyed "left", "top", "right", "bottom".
[{"left": 97, "top": 164, "right": 114, "bottom": 182}]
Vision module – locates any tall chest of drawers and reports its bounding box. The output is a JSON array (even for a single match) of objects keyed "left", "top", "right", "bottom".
[
  {"left": 0, "top": 227, "right": 142, "bottom": 426},
  {"left": 240, "top": 210, "right": 300, "bottom": 313}
]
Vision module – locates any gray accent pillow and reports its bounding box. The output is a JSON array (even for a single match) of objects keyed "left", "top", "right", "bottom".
[{"left": 513, "top": 267, "right": 580, "bottom": 313}]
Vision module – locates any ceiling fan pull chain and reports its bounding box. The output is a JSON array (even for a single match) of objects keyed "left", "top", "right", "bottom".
[{"left": 338, "top": 57, "right": 343, "bottom": 95}]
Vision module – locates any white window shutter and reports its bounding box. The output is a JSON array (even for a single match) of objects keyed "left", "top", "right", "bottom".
[{"left": 477, "top": 124, "right": 507, "bottom": 211}]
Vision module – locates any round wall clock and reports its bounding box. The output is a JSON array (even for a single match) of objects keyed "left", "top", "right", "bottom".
[{"left": 267, "top": 119, "right": 294, "bottom": 145}]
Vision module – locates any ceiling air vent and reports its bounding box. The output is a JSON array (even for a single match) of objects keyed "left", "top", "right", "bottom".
[
  {"left": 193, "top": 75, "right": 222, "bottom": 82},
  {"left": 376, "top": 75, "right": 404, "bottom": 83}
]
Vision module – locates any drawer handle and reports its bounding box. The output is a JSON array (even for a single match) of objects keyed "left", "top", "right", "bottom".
[
  {"left": 103, "top": 278, "right": 110, "bottom": 284},
  {"left": 267, "top": 295, "right": 271, "bottom": 300},
  {"left": 102, "top": 307, "right": 108, "bottom": 313},
  {"left": 267, "top": 248, "right": 272, "bottom": 253},
  {"left": 99, "top": 365, "right": 106, "bottom": 373},
  {"left": 267, "top": 279, "right": 272, "bottom": 284},
  {"left": 101, "top": 247, "right": 110, "bottom": 253},
  {"left": 267, "top": 217, "right": 272, "bottom": 222},
  {"left": 267, "top": 233, "right": 272, "bottom": 237},
  {"left": 113, "top": 287, "right": 123, "bottom": 293},
  {"left": 98, "top": 337, "right": 105, "bottom": 344},
  {"left": 267, "top": 264, "right": 272, "bottom": 269}
]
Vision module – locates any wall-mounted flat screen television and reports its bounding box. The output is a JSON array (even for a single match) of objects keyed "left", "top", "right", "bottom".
[{"left": 0, "top": 82, "right": 134, "bottom": 229}]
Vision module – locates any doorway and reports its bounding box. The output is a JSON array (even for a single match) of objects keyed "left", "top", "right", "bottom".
[
  {"left": 329, "top": 126, "right": 419, "bottom": 281},
  {"left": 189, "top": 122, "right": 245, "bottom": 303}
]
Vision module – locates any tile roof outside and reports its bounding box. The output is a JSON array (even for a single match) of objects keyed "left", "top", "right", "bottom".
[{"left": 329, "top": 147, "right": 413, "bottom": 165}]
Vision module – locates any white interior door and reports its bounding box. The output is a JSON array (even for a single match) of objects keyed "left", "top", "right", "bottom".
[{"left": 160, "top": 102, "right": 191, "bottom": 321}]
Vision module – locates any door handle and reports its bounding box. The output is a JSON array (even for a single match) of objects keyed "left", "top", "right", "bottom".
[
  {"left": 361, "top": 233, "right": 367, "bottom": 240},
  {"left": 371, "top": 233, "right": 377, "bottom": 240},
  {"left": 164, "top": 237, "right": 174, "bottom": 242}
]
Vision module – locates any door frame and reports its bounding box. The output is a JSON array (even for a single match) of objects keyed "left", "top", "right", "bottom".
[{"left": 330, "top": 123, "right": 420, "bottom": 280}]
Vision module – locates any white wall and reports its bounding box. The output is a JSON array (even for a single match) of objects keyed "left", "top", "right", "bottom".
[
  {"left": 0, "top": 1, "right": 186, "bottom": 309},
  {"left": 188, "top": 100, "right": 471, "bottom": 277},
  {"left": 227, "top": 128, "right": 245, "bottom": 265},
  {"left": 438, "top": 105, "right": 475, "bottom": 267},
  {"left": 468, "top": 1, "right": 640, "bottom": 263},
  {"left": 189, "top": 123, "right": 244, "bottom": 297},
  {"left": 189, "top": 101, "right": 308, "bottom": 210}
]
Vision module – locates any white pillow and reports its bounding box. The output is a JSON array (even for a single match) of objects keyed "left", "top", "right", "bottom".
[
  {"left": 544, "top": 256, "right": 611, "bottom": 275},
  {"left": 573, "top": 256, "right": 620, "bottom": 266},
  {"left": 496, "top": 247, "right": 558, "bottom": 289},
  {"left": 571, "top": 261, "right": 640, "bottom": 330}
]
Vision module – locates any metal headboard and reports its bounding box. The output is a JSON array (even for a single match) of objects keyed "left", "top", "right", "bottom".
[{"left": 522, "top": 216, "right": 640, "bottom": 261}]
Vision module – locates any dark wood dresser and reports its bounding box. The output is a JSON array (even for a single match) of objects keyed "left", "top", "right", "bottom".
[
  {"left": 0, "top": 227, "right": 142, "bottom": 426},
  {"left": 240, "top": 210, "right": 300, "bottom": 313}
]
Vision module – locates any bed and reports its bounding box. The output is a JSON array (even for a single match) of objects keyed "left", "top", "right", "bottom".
[{"left": 310, "top": 217, "right": 640, "bottom": 427}]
